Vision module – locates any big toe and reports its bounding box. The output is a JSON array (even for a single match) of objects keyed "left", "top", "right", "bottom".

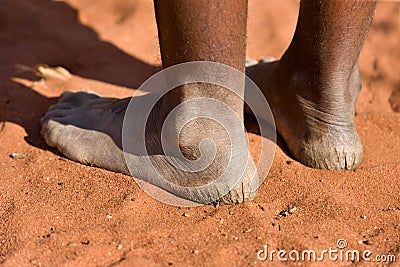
[{"left": 58, "top": 91, "right": 101, "bottom": 106}]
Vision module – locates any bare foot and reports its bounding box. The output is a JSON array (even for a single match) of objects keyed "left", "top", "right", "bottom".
[
  {"left": 246, "top": 57, "right": 362, "bottom": 170},
  {"left": 41, "top": 91, "right": 258, "bottom": 205}
]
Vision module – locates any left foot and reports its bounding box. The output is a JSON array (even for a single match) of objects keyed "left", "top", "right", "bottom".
[{"left": 41, "top": 91, "right": 258, "bottom": 205}]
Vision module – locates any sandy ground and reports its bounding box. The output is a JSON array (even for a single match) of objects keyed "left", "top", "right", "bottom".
[{"left": 0, "top": 0, "right": 399, "bottom": 266}]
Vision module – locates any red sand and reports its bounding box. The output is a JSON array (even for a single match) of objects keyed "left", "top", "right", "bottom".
[{"left": 0, "top": 1, "right": 399, "bottom": 266}]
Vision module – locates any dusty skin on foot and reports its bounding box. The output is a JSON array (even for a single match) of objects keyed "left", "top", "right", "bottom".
[
  {"left": 41, "top": 56, "right": 363, "bottom": 206},
  {"left": 41, "top": 91, "right": 258, "bottom": 205},
  {"left": 246, "top": 57, "right": 363, "bottom": 170},
  {"left": 41, "top": 53, "right": 364, "bottom": 206}
]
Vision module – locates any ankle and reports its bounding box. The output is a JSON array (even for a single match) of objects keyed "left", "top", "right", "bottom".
[
  {"left": 279, "top": 52, "right": 360, "bottom": 103},
  {"left": 160, "top": 83, "right": 245, "bottom": 118},
  {"left": 153, "top": 100, "right": 246, "bottom": 163}
]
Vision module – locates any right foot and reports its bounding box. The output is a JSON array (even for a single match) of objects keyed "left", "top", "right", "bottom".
[{"left": 246, "top": 57, "right": 363, "bottom": 170}]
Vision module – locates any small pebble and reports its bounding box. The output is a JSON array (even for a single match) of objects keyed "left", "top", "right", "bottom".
[
  {"left": 10, "top": 153, "right": 26, "bottom": 159},
  {"left": 278, "top": 207, "right": 297, "bottom": 217},
  {"left": 182, "top": 213, "right": 191, "bottom": 217},
  {"left": 289, "top": 207, "right": 297, "bottom": 214},
  {"left": 363, "top": 240, "right": 373, "bottom": 245},
  {"left": 279, "top": 210, "right": 289, "bottom": 217}
]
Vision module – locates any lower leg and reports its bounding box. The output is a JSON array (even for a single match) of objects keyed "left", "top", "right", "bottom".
[
  {"left": 153, "top": 0, "right": 257, "bottom": 203},
  {"left": 154, "top": 0, "right": 248, "bottom": 115},
  {"left": 248, "top": 0, "right": 377, "bottom": 169}
]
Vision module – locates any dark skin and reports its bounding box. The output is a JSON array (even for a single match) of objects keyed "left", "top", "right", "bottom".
[
  {"left": 248, "top": 0, "right": 377, "bottom": 169},
  {"left": 153, "top": 0, "right": 248, "bottom": 117},
  {"left": 41, "top": 0, "right": 377, "bottom": 204}
]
